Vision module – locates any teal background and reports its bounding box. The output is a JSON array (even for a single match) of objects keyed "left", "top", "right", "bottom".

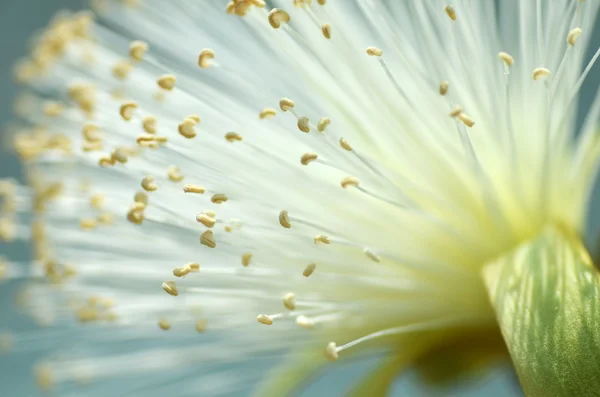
[{"left": 0, "top": 1, "right": 598, "bottom": 396}]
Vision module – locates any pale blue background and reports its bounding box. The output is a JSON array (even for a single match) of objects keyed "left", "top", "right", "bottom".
[{"left": 0, "top": 1, "right": 598, "bottom": 396}]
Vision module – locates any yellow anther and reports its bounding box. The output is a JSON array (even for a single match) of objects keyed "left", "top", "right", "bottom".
[
  {"left": 129, "top": 40, "right": 148, "bottom": 61},
  {"left": 155, "top": 136, "right": 168, "bottom": 145},
  {"left": 162, "top": 280, "right": 178, "bottom": 296},
  {"left": 35, "top": 365, "right": 54, "bottom": 391},
  {"left": 99, "top": 156, "right": 116, "bottom": 167},
  {"left": 90, "top": 193, "right": 104, "bottom": 209},
  {"left": 196, "top": 213, "right": 216, "bottom": 228},
  {"left": 43, "top": 101, "right": 63, "bottom": 117},
  {"left": 339, "top": 137, "right": 352, "bottom": 151},
  {"left": 173, "top": 265, "right": 191, "bottom": 277},
  {"left": 225, "top": 132, "right": 243, "bottom": 142},
  {"left": 458, "top": 112, "right": 475, "bottom": 127},
  {"left": 157, "top": 74, "right": 176, "bottom": 91},
  {"left": 82, "top": 141, "right": 104, "bottom": 152},
  {"left": 112, "top": 60, "right": 133, "bottom": 80},
  {"left": 316, "top": 117, "right": 331, "bottom": 132},
  {"left": 136, "top": 134, "right": 155, "bottom": 144},
  {"left": 444, "top": 5, "right": 457, "bottom": 21},
  {"left": 167, "top": 166, "right": 184, "bottom": 182},
  {"left": 532, "top": 67, "right": 551, "bottom": 80},
  {"left": 278, "top": 210, "right": 291, "bottom": 228},
  {"left": 259, "top": 108, "right": 277, "bottom": 119},
  {"left": 279, "top": 98, "right": 295, "bottom": 112},
  {"left": 314, "top": 234, "right": 331, "bottom": 244},
  {"left": 110, "top": 148, "right": 128, "bottom": 164},
  {"left": 301, "top": 152, "right": 318, "bottom": 165},
  {"left": 158, "top": 319, "right": 171, "bottom": 330},
  {"left": 183, "top": 184, "right": 206, "bottom": 195},
  {"left": 142, "top": 116, "right": 157, "bottom": 134},
  {"left": 498, "top": 52, "right": 514, "bottom": 67},
  {"left": 366, "top": 47, "right": 383, "bottom": 57},
  {"left": 439, "top": 81, "right": 449, "bottom": 96},
  {"left": 76, "top": 306, "right": 100, "bottom": 323},
  {"left": 364, "top": 248, "right": 381, "bottom": 263},
  {"left": 195, "top": 319, "right": 207, "bottom": 333},
  {"left": 324, "top": 342, "right": 339, "bottom": 361},
  {"left": 257, "top": 314, "right": 273, "bottom": 325},
  {"left": 568, "top": 28, "right": 583, "bottom": 46},
  {"left": 134, "top": 191, "right": 149, "bottom": 205},
  {"left": 119, "top": 101, "right": 137, "bottom": 121},
  {"left": 189, "top": 263, "right": 200, "bottom": 272},
  {"left": 127, "top": 207, "right": 145, "bottom": 225},
  {"left": 82, "top": 123, "right": 101, "bottom": 142},
  {"left": 268, "top": 8, "right": 290, "bottom": 29},
  {"left": 211, "top": 194, "right": 228, "bottom": 204},
  {"left": 198, "top": 49, "right": 215, "bottom": 69},
  {"left": 178, "top": 118, "right": 197, "bottom": 139},
  {"left": 283, "top": 292, "right": 296, "bottom": 310},
  {"left": 296, "top": 315, "right": 314, "bottom": 329},
  {"left": 97, "top": 212, "right": 114, "bottom": 225},
  {"left": 141, "top": 176, "right": 158, "bottom": 192},
  {"left": 241, "top": 252, "right": 252, "bottom": 267},
  {"left": 200, "top": 230, "right": 216, "bottom": 248},
  {"left": 297, "top": 117, "right": 311, "bottom": 133},
  {"left": 449, "top": 105, "right": 463, "bottom": 118},
  {"left": 317, "top": 0, "right": 326, "bottom": 4},
  {"left": 341, "top": 176, "right": 360, "bottom": 188},
  {"left": 322, "top": 23, "right": 332, "bottom": 39},
  {"left": 203, "top": 210, "right": 216, "bottom": 218},
  {"left": 80, "top": 218, "right": 97, "bottom": 230},
  {"left": 187, "top": 115, "right": 201, "bottom": 124}
]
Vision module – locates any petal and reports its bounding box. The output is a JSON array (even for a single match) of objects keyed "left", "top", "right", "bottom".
[{"left": 483, "top": 226, "right": 600, "bottom": 397}]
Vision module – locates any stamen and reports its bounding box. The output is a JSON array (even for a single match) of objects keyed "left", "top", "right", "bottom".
[
  {"left": 129, "top": 40, "right": 148, "bottom": 62},
  {"left": 303, "top": 263, "right": 316, "bottom": 277},
  {"left": 189, "top": 263, "right": 200, "bottom": 272},
  {"left": 314, "top": 234, "right": 331, "bottom": 244},
  {"left": 162, "top": 281, "right": 179, "bottom": 296},
  {"left": 340, "top": 176, "right": 359, "bottom": 189},
  {"left": 112, "top": 61, "right": 133, "bottom": 80},
  {"left": 283, "top": 292, "right": 296, "bottom": 310},
  {"left": 198, "top": 49, "right": 215, "bottom": 69},
  {"left": 317, "top": 117, "right": 331, "bottom": 132},
  {"left": 449, "top": 105, "right": 463, "bottom": 117},
  {"left": 225, "top": 132, "right": 243, "bottom": 142},
  {"left": 257, "top": 314, "right": 273, "bottom": 325},
  {"left": 211, "top": 194, "right": 228, "bottom": 204},
  {"left": 296, "top": 315, "right": 315, "bottom": 328},
  {"left": 279, "top": 98, "right": 295, "bottom": 112},
  {"left": 532, "top": 67, "right": 551, "bottom": 80},
  {"left": 443, "top": 5, "right": 457, "bottom": 21},
  {"left": 141, "top": 176, "right": 158, "bottom": 192},
  {"left": 366, "top": 47, "right": 383, "bottom": 57},
  {"left": 363, "top": 248, "right": 381, "bottom": 263},
  {"left": 458, "top": 113, "right": 475, "bottom": 127},
  {"left": 259, "top": 108, "right": 277, "bottom": 119},
  {"left": 167, "top": 166, "right": 184, "bottom": 182},
  {"left": 119, "top": 101, "right": 138, "bottom": 121},
  {"left": 178, "top": 118, "right": 198, "bottom": 139},
  {"left": 324, "top": 342, "right": 338, "bottom": 361},
  {"left": 439, "top": 81, "right": 449, "bottom": 96},
  {"left": 173, "top": 265, "right": 191, "bottom": 277},
  {"left": 195, "top": 319, "right": 207, "bottom": 333},
  {"left": 157, "top": 74, "right": 177, "bottom": 91},
  {"left": 183, "top": 184, "right": 206, "bottom": 194},
  {"left": 278, "top": 210, "right": 291, "bottom": 228},
  {"left": 300, "top": 152, "right": 318, "bottom": 165},
  {"left": 142, "top": 116, "right": 157, "bottom": 134},
  {"left": 200, "top": 230, "right": 216, "bottom": 248},
  {"left": 158, "top": 319, "right": 171, "bottom": 330},
  {"left": 196, "top": 213, "right": 216, "bottom": 228},
  {"left": 268, "top": 9, "right": 290, "bottom": 29},
  {"left": 241, "top": 253, "right": 252, "bottom": 267},
  {"left": 321, "top": 23, "right": 331, "bottom": 39},
  {"left": 297, "top": 117, "right": 311, "bottom": 133},
  {"left": 339, "top": 137, "right": 352, "bottom": 151},
  {"left": 134, "top": 191, "right": 148, "bottom": 205},
  {"left": 498, "top": 51, "right": 514, "bottom": 67}
]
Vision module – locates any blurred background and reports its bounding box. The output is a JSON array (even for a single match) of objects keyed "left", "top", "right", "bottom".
[{"left": 0, "top": 1, "right": 598, "bottom": 396}]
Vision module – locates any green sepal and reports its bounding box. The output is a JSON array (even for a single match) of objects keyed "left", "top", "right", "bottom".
[{"left": 483, "top": 226, "right": 600, "bottom": 397}]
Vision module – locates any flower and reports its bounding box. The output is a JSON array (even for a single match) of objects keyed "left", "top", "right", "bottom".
[{"left": 1, "top": 0, "right": 600, "bottom": 395}]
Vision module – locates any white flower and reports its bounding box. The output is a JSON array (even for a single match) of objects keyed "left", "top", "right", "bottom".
[{"left": 2, "top": 0, "right": 600, "bottom": 395}]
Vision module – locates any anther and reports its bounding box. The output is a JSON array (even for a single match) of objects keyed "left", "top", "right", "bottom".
[
  {"left": 167, "top": 166, "right": 184, "bottom": 182},
  {"left": 178, "top": 118, "right": 197, "bottom": 139},
  {"left": 439, "top": 81, "right": 449, "bottom": 96},
  {"left": 297, "top": 117, "right": 311, "bottom": 133},
  {"left": 268, "top": 9, "right": 290, "bottom": 29},
  {"left": 341, "top": 176, "right": 359, "bottom": 188},
  {"left": 141, "top": 176, "right": 158, "bottom": 192},
  {"left": 110, "top": 148, "right": 128, "bottom": 164},
  {"left": 532, "top": 67, "right": 551, "bottom": 80},
  {"left": 80, "top": 218, "right": 97, "bottom": 230},
  {"left": 317, "top": 117, "right": 331, "bottom": 132},
  {"left": 568, "top": 28, "right": 582, "bottom": 46},
  {"left": 82, "top": 123, "right": 101, "bottom": 142},
  {"left": 339, "top": 137, "right": 352, "bottom": 151},
  {"left": 301, "top": 153, "right": 318, "bottom": 165},
  {"left": 322, "top": 23, "right": 332, "bottom": 39},
  {"left": 364, "top": 248, "right": 381, "bottom": 263},
  {"left": 283, "top": 292, "right": 296, "bottom": 310},
  {"left": 134, "top": 191, "right": 148, "bottom": 205},
  {"left": 257, "top": 314, "right": 273, "bottom": 325},
  {"left": 43, "top": 101, "right": 63, "bottom": 117},
  {"left": 324, "top": 342, "right": 339, "bottom": 361},
  {"left": 189, "top": 263, "right": 200, "bottom": 272},
  {"left": 303, "top": 263, "right": 316, "bottom": 277},
  {"left": 211, "top": 194, "right": 228, "bottom": 204},
  {"left": 195, "top": 319, "right": 207, "bottom": 333},
  {"left": 317, "top": 0, "right": 326, "bottom": 4},
  {"left": 314, "top": 234, "right": 331, "bottom": 244},
  {"left": 99, "top": 157, "right": 116, "bottom": 167},
  {"left": 157, "top": 74, "right": 176, "bottom": 91},
  {"left": 158, "top": 319, "right": 171, "bottom": 330},
  {"left": 278, "top": 210, "right": 291, "bottom": 228},
  {"left": 184, "top": 184, "right": 206, "bottom": 194},
  {"left": 90, "top": 194, "right": 104, "bottom": 209},
  {"left": 142, "top": 116, "right": 157, "bottom": 134},
  {"left": 198, "top": 49, "right": 215, "bottom": 69},
  {"left": 173, "top": 265, "right": 191, "bottom": 277},
  {"left": 498, "top": 52, "right": 514, "bottom": 67},
  {"left": 112, "top": 61, "right": 133, "bottom": 80},
  {"left": 458, "top": 113, "right": 475, "bottom": 127},
  {"left": 225, "top": 132, "right": 243, "bottom": 142},
  {"left": 187, "top": 115, "right": 201, "bottom": 123},
  {"left": 129, "top": 40, "right": 148, "bottom": 62},
  {"left": 279, "top": 98, "right": 295, "bottom": 112},
  {"left": 260, "top": 108, "right": 277, "bottom": 119},
  {"left": 242, "top": 253, "right": 252, "bottom": 267},
  {"left": 196, "top": 213, "right": 216, "bottom": 228},
  {"left": 200, "top": 230, "right": 216, "bottom": 248},
  {"left": 296, "top": 315, "right": 314, "bottom": 329},
  {"left": 366, "top": 47, "right": 383, "bottom": 57},
  {"left": 449, "top": 105, "right": 463, "bottom": 118},
  {"left": 443, "top": 5, "right": 457, "bottom": 21},
  {"left": 119, "top": 101, "right": 137, "bottom": 121},
  {"left": 162, "top": 280, "right": 178, "bottom": 296}
]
